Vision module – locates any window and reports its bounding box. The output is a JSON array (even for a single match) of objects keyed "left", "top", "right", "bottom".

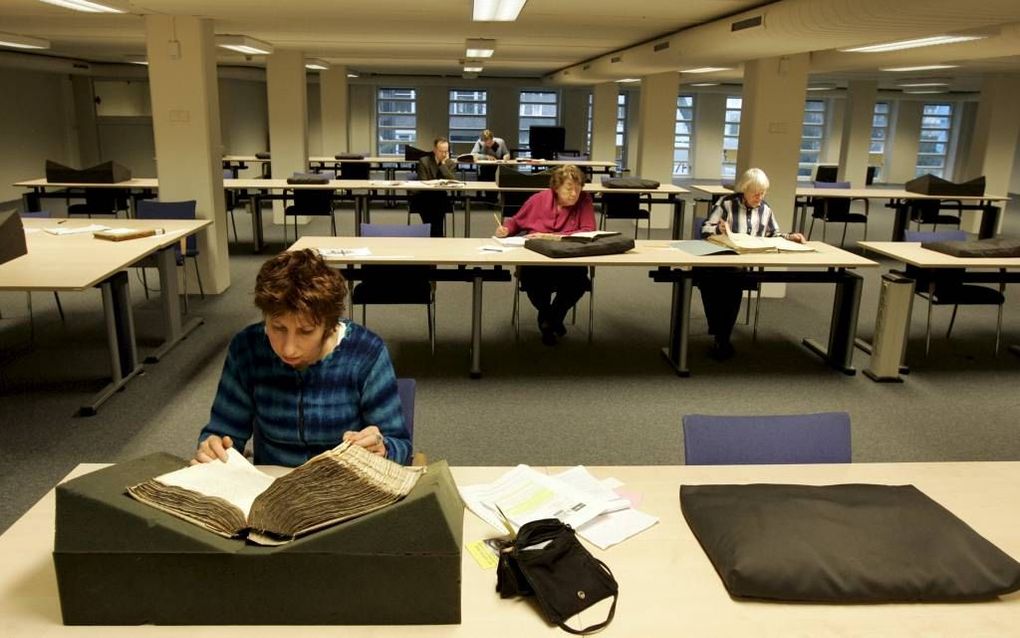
[
  {"left": 916, "top": 103, "right": 953, "bottom": 178},
  {"left": 673, "top": 95, "right": 694, "bottom": 177},
  {"left": 799, "top": 99, "right": 826, "bottom": 180},
  {"left": 449, "top": 90, "right": 487, "bottom": 152},
  {"left": 870, "top": 102, "right": 889, "bottom": 180},
  {"left": 722, "top": 97, "right": 742, "bottom": 179},
  {"left": 377, "top": 88, "right": 416, "bottom": 155},
  {"left": 518, "top": 90, "right": 558, "bottom": 154}
]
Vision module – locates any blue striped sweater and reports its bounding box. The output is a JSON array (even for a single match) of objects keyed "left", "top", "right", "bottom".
[{"left": 199, "top": 320, "right": 410, "bottom": 466}]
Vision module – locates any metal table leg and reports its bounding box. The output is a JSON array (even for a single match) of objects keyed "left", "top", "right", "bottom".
[
  {"left": 145, "top": 245, "right": 204, "bottom": 363},
  {"left": 660, "top": 271, "right": 693, "bottom": 376},
  {"left": 470, "top": 273, "right": 484, "bottom": 379},
  {"left": 81, "top": 271, "right": 142, "bottom": 416},
  {"left": 802, "top": 270, "right": 862, "bottom": 375}
]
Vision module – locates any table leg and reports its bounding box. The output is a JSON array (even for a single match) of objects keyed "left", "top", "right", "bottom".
[
  {"left": 671, "top": 197, "right": 686, "bottom": 241},
  {"left": 464, "top": 193, "right": 472, "bottom": 237},
  {"left": 978, "top": 203, "right": 1000, "bottom": 239},
  {"left": 82, "top": 271, "right": 142, "bottom": 416},
  {"left": 470, "top": 274, "right": 484, "bottom": 379},
  {"left": 24, "top": 188, "right": 42, "bottom": 212},
  {"left": 890, "top": 200, "right": 909, "bottom": 241},
  {"left": 660, "top": 271, "right": 692, "bottom": 377},
  {"left": 802, "top": 270, "right": 862, "bottom": 375},
  {"left": 249, "top": 193, "right": 264, "bottom": 253},
  {"left": 145, "top": 245, "right": 204, "bottom": 364}
]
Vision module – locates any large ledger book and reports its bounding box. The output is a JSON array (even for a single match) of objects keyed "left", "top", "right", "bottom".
[
  {"left": 127, "top": 442, "right": 422, "bottom": 545},
  {"left": 706, "top": 231, "right": 814, "bottom": 254}
]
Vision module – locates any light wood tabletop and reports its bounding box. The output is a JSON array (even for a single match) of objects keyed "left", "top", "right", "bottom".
[{"left": 860, "top": 241, "right": 1020, "bottom": 269}]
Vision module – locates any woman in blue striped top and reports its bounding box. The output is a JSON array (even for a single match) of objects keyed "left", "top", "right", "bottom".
[{"left": 194, "top": 249, "right": 410, "bottom": 466}]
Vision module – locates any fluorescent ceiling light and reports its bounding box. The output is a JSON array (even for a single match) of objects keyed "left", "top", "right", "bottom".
[
  {"left": 689, "top": 82, "right": 719, "bottom": 87},
  {"left": 841, "top": 35, "right": 984, "bottom": 53},
  {"left": 681, "top": 67, "right": 732, "bottom": 74},
  {"left": 305, "top": 59, "right": 330, "bottom": 70},
  {"left": 615, "top": 78, "right": 639, "bottom": 83},
  {"left": 38, "top": 0, "right": 127, "bottom": 13},
  {"left": 896, "top": 78, "right": 950, "bottom": 87},
  {"left": 346, "top": 72, "right": 359, "bottom": 78},
  {"left": 125, "top": 55, "right": 147, "bottom": 65},
  {"left": 464, "top": 65, "right": 484, "bottom": 73},
  {"left": 473, "top": 0, "right": 527, "bottom": 21},
  {"left": 0, "top": 32, "right": 50, "bottom": 50},
  {"left": 881, "top": 64, "right": 958, "bottom": 72},
  {"left": 807, "top": 83, "right": 837, "bottom": 91},
  {"left": 904, "top": 89, "right": 947, "bottom": 94},
  {"left": 215, "top": 35, "right": 273, "bottom": 56},
  {"left": 465, "top": 38, "right": 496, "bottom": 58}
]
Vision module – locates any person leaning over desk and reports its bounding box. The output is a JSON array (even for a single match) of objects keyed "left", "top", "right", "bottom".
[
  {"left": 414, "top": 136, "right": 457, "bottom": 238},
  {"left": 194, "top": 249, "right": 411, "bottom": 467},
  {"left": 470, "top": 129, "right": 511, "bottom": 160},
  {"left": 495, "top": 164, "right": 595, "bottom": 346},
  {"left": 697, "top": 167, "right": 806, "bottom": 361}
]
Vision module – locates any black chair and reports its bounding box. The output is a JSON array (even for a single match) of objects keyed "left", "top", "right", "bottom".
[
  {"left": 351, "top": 223, "right": 436, "bottom": 354},
  {"left": 693, "top": 215, "right": 761, "bottom": 339},
  {"left": 135, "top": 199, "right": 204, "bottom": 313},
  {"left": 511, "top": 267, "right": 595, "bottom": 343},
  {"left": 807, "top": 181, "right": 870, "bottom": 248},
  {"left": 496, "top": 167, "right": 551, "bottom": 219},
  {"left": 909, "top": 199, "right": 963, "bottom": 231},
  {"left": 900, "top": 230, "right": 1006, "bottom": 356},
  {"left": 67, "top": 190, "right": 128, "bottom": 219},
  {"left": 222, "top": 169, "right": 239, "bottom": 242},
  {"left": 682, "top": 412, "right": 852, "bottom": 465},
  {"left": 284, "top": 188, "right": 336, "bottom": 241},
  {"left": 17, "top": 211, "right": 65, "bottom": 342},
  {"left": 598, "top": 192, "right": 651, "bottom": 239}
]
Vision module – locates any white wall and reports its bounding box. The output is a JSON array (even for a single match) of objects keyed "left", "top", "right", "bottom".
[
  {"left": 94, "top": 80, "right": 150, "bottom": 116},
  {"left": 0, "top": 68, "right": 75, "bottom": 203}
]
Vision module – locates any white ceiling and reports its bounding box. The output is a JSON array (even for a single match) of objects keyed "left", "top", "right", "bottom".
[{"left": 1, "top": 0, "right": 1019, "bottom": 92}]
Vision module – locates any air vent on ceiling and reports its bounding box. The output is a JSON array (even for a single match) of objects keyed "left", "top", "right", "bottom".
[
  {"left": 731, "top": 15, "right": 764, "bottom": 32},
  {"left": 653, "top": 41, "right": 670, "bottom": 52},
  {"left": 583, "top": 64, "right": 591, "bottom": 70},
  {"left": 610, "top": 56, "right": 622, "bottom": 64}
]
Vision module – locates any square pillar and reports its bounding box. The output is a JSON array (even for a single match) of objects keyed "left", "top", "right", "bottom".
[
  {"left": 267, "top": 50, "right": 308, "bottom": 222},
  {"left": 320, "top": 66, "right": 349, "bottom": 154},
  {"left": 590, "top": 82, "right": 618, "bottom": 165},
  {"left": 636, "top": 71, "right": 679, "bottom": 227},
  {"left": 838, "top": 80, "right": 878, "bottom": 186}
]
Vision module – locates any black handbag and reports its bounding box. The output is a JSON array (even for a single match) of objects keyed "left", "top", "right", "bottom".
[
  {"left": 525, "top": 235, "right": 634, "bottom": 258},
  {"left": 495, "top": 519, "right": 618, "bottom": 635}
]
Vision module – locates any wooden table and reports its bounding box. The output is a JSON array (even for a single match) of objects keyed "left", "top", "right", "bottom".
[
  {"left": 689, "top": 184, "right": 1010, "bottom": 242},
  {"left": 2, "top": 461, "right": 1017, "bottom": 636},
  {"left": 290, "top": 237, "right": 875, "bottom": 378},
  {"left": 0, "top": 218, "right": 210, "bottom": 414}
]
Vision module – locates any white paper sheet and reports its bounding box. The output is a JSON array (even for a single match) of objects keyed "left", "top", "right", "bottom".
[{"left": 155, "top": 448, "right": 274, "bottom": 518}]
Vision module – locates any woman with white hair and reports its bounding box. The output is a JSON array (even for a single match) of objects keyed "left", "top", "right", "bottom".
[{"left": 697, "top": 167, "right": 805, "bottom": 360}]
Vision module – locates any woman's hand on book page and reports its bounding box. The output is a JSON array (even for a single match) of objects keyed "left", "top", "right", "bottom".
[
  {"left": 786, "top": 232, "right": 806, "bottom": 244},
  {"left": 192, "top": 435, "right": 234, "bottom": 465},
  {"left": 717, "top": 219, "right": 730, "bottom": 235},
  {"left": 343, "top": 426, "right": 387, "bottom": 457}
]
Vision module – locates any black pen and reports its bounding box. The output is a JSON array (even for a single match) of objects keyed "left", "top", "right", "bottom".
[{"left": 57, "top": 219, "right": 67, "bottom": 224}]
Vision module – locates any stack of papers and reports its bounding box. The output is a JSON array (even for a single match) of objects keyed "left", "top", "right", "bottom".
[
  {"left": 44, "top": 223, "right": 110, "bottom": 236},
  {"left": 459, "top": 465, "right": 658, "bottom": 550},
  {"left": 491, "top": 236, "right": 526, "bottom": 247},
  {"left": 317, "top": 247, "right": 372, "bottom": 258}
]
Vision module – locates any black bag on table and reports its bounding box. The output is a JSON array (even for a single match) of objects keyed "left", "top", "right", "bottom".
[
  {"left": 525, "top": 235, "right": 634, "bottom": 258},
  {"left": 921, "top": 238, "right": 1020, "bottom": 258},
  {"left": 286, "top": 173, "right": 329, "bottom": 185},
  {"left": 496, "top": 519, "right": 618, "bottom": 635},
  {"left": 602, "top": 177, "right": 660, "bottom": 189}
]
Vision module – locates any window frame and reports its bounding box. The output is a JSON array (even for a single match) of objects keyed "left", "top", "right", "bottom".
[
  {"left": 518, "top": 90, "right": 559, "bottom": 156},
  {"left": 448, "top": 89, "right": 488, "bottom": 154},
  {"left": 376, "top": 88, "right": 417, "bottom": 156}
]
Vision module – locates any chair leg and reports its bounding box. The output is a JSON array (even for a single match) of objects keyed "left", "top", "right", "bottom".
[
  {"left": 752, "top": 283, "right": 762, "bottom": 343},
  {"left": 840, "top": 222, "right": 848, "bottom": 249},
  {"left": 229, "top": 209, "right": 238, "bottom": 242},
  {"left": 141, "top": 268, "right": 150, "bottom": 300},
  {"left": 427, "top": 301, "right": 435, "bottom": 356},
  {"left": 587, "top": 267, "right": 595, "bottom": 344},
  {"left": 361, "top": 305, "right": 366, "bottom": 325},
  {"left": 646, "top": 218, "right": 651, "bottom": 240},
  {"left": 182, "top": 266, "right": 190, "bottom": 315},
  {"left": 925, "top": 292, "right": 934, "bottom": 357},
  {"left": 633, "top": 221, "right": 638, "bottom": 240},
  {"left": 995, "top": 303, "right": 1003, "bottom": 355},
  {"left": 513, "top": 278, "right": 521, "bottom": 340},
  {"left": 191, "top": 256, "right": 205, "bottom": 299},
  {"left": 53, "top": 292, "right": 65, "bottom": 322},
  {"left": 26, "top": 292, "right": 35, "bottom": 345},
  {"left": 330, "top": 212, "right": 337, "bottom": 237},
  {"left": 946, "top": 305, "right": 959, "bottom": 339},
  {"left": 743, "top": 289, "right": 751, "bottom": 325}
]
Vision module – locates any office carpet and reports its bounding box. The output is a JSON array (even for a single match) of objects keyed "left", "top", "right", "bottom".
[{"left": 2, "top": 195, "right": 1019, "bottom": 534}]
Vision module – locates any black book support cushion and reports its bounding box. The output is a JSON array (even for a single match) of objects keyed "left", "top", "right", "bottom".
[{"left": 921, "top": 238, "right": 1020, "bottom": 258}]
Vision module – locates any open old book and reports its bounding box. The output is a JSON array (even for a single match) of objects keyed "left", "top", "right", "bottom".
[
  {"left": 127, "top": 442, "right": 423, "bottom": 545},
  {"left": 706, "top": 230, "right": 814, "bottom": 254}
]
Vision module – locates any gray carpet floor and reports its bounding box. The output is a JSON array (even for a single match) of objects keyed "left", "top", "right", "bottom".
[{"left": 3, "top": 195, "right": 1020, "bottom": 534}]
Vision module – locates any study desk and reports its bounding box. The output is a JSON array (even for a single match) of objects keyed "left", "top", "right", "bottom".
[
  {"left": 689, "top": 184, "right": 1010, "bottom": 242},
  {"left": 16, "top": 177, "right": 160, "bottom": 218},
  {"left": 2, "top": 461, "right": 1017, "bottom": 636},
  {"left": 0, "top": 218, "right": 211, "bottom": 415},
  {"left": 290, "top": 237, "right": 875, "bottom": 378},
  {"left": 857, "top": 241, "right": 1020, "bottom": 375}
]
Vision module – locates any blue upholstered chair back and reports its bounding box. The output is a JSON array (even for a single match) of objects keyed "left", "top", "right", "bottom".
[
  {"left": 396, "top": 378, "right": 416, "bottom": 444},
  {"left": 360, "top": 223, "right": 431, "bottom": 238},
  {"left": 135, "top": 199, "right": 199, "bottom": 257},
  {"left": 19, "top": 210, "right": 51, "bottom": 219},
  {"left": 682, "top": 412, "right": 852, "bottom": 465},
  {"left": 903, "top": 230, "right": 967, "bottom": 243}
]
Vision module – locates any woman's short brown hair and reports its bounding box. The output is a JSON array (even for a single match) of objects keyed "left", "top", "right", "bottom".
[
  {"left": 549, "top": 164, "right": 585, "bottom": 191},
  {"left": 254, "top": 249, "right": 347, "bottom": 328}
]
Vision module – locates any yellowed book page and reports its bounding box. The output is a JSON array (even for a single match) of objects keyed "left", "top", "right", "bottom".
[{"left": 155, "top": 448, "right": 274, "bottom": 519}]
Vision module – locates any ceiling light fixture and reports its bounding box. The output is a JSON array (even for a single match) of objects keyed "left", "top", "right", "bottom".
[
  {"left": 304, "top": 59, "right": 330, "bottom": 71},
  {"left": 807, "top": 83, "right": 838, "bottom": 91},
  {"left": 465, "top": 38, "right": 496, "bottom": 58},
  {"left": 215, "top": 35, "right": 273, "bottom": 56},
  {"left": 681, "top": 67, "right": 732, "bottom": 74},
  {"left": 615, "top": 78, "right": 639, "bottom": 83},
  {"left": 0, "top": 32, "right": 50, "bottom": 50},
  {"left": 881, "top": 64, "right": 958, "bottom": 72},
  {"left": 841, "top": 34, "right": 984, "bottom": 53},
  {"left": 473, "top": 0, "right": 527, "bottom": 21},
  {"left": 38, "top": 0, "right": 128, "bottom": 13},
  {"left": 904, "top": 89, "right": 947, "bottom": 94},
  {"left": 347, "top": 72, "right": 359, "bottom": 78},
  {"left": 125, "top": 55, "right": 147, "bottom": 65},
  {"left": 689, "top": 82, "right": 719, "bottom": 87},
  {"left": 896, "top": 78, "right": 950, "bottom": 88},
  {"left": 464, "top": 65, "right": 484, "bottom": 73}
]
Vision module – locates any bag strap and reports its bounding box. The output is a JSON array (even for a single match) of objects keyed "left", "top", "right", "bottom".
[{"left": 556, "top": 558, "right": 618, "bottom": 636}]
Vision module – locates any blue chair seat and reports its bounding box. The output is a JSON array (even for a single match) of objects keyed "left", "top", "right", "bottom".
[{"left": 682, "top": 412, "right": 852, "bottom": 465}]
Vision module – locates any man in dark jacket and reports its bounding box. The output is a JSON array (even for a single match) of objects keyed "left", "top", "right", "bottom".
[{"left": 413, "top": 136, "right": 458, "bottom": 237}]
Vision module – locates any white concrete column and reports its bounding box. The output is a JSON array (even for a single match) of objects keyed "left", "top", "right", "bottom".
[
  {"left": 267, "top": 49, "right": 308, "bottom": 221},
  {"left": 887, "top": 100, "right": 921, "bottom": 184},
  {"left": 819, "top": 97, "right": 844, "bottom": 165},
  {"left": 838, "top": 80, "right": 877, "bottom": 186},
  {"left": 145, "top": 15, "right": 229, "bottom": 293},
  {"left": 737, "top": 54, "right": 809, "bottom": 233},
  {"left": 590, "top": 82, "right": 618, "bottom": 165},
  {"left": 487, "top": 86, "right": 519, "bottom": 150},
  {"left": 320, "top": 66, "right": 349, "bottom": 154},
  {"left": 349, "top": 84, "right": 373, "bottom": 154},
  {"left": 962, "top": 75, "right": 1020, "bottom": 205},
  {"left": 692, "top": 92, "right": 725, "bottom": 180},
  {"left": 562, "top": 87, "right": 589, "bottom": 154},
  {"left": 636, "top": 71, "right": 679, "bottom": 227}
]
